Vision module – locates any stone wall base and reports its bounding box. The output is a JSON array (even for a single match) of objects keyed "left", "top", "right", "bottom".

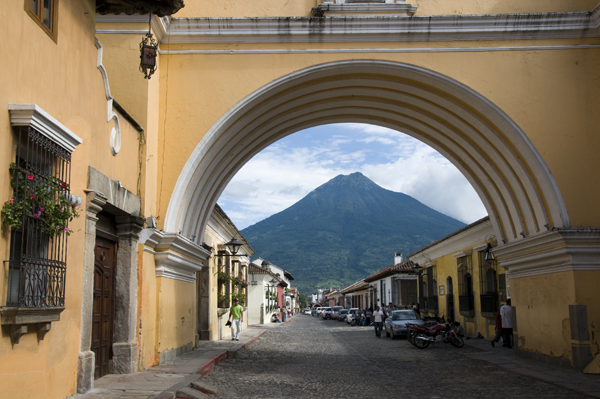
[
  {"left": 159, "top": 342, "right": 194, "bottom": 364},
  {"left": 77, "top": 351, "right": 95, "bottom": 393}
]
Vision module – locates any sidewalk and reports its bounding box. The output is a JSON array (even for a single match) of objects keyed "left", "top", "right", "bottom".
[
  {"left": 463, "top": 338, "right": 600, "bottom": 398},
  {"left": 70, "top": 323, "right": 275, "bottom": 399}
]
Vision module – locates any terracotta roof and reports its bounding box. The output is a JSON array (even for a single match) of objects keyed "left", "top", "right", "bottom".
[
  {"left": 364, "top": 259, "right": 417, "bottom": 282},
  {"left": 248, "top": 264, "right": 288, "bottom": 287},
  {"left": 340, "top": 280, "right": 369, "bottom": 294}
]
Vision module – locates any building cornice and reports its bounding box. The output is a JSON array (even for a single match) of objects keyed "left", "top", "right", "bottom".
[
  {"left": 144, "top": 230, "right": 211, "bottom": 282},
  {"left": 96, "top": 9, "right": 600, "bottom": 45},
  {"left": 494, "top": 228, "right": 600, "bottom": 279},
  {"left": 8, "top": 104, "right": 82, "bottom": 153}
]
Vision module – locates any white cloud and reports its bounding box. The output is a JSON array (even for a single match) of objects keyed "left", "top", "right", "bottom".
[{"left": 218, "top": 123, "right": 487, "bottom": 229}]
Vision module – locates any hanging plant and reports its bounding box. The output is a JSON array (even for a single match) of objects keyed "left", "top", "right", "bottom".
[
  {"left": 240, "top": 279, "right": 249, "bottom": 288},
  {"left": 217, "top": 272, "right": 231, "bottom": 285},
  {"left": 1, "top": 163, "right": 79, "bottom": 237},
  {"left": 217, "top": 293, "right": 228, "bottom": 306},
  {"left": 231, "top": 276, "right": 242, "bottom": 286}
]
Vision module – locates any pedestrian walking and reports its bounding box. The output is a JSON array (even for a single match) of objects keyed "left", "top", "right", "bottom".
[
  {"left": 413, "top": 303, "right": 420, "bottom": 316},
  {"left": 500, "top": 298, "right": 513, "bottom": 348},
  {"left": 365, "top": 308, "right": 373, "bottom": 326},
  {"left": 491, "top": 309, "right": 503, "bottom": 347},
  {"left": 373, "top": 306, "right": 384, "bottom": 338},
  {"left": 228, "top": 298, "right": 244, "bottom": 341},
  {"left": 281, "top": 306, "right": 287, "bottom": 322}
]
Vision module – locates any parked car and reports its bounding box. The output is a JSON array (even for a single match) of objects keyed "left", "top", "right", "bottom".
[
  {"left": 345, "top": 308, "right": 360, "bottom": 324},
  {"left": 321, "top": 307, "right": 333, "bottom": 319},
  {"left": 331, "top": 306, "right": 344, "bottom": 320},
  {"left": 304, "top": 307, "right": 311, "bottom": 315},
  {"left": 312, "top": 306, "right": 325, "bottom": 316},
  {"left": 384, "top": 310, "right": 425, "bottom": 339},
  {"left": 336, "top": 309, "right": 348, "bottom": 321}
]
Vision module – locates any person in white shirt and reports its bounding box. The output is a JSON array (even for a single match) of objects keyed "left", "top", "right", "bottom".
[
  {"left": 372, "top": 306, "right": 384, "bottom": 338},
  {"left": 499, "top": 298, "right": 513, "bottom": 348}
]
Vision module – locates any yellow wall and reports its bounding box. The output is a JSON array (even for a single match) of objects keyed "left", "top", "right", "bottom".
[
  {"left": 574, "top": 271, "right": 600, "bottom": 357},
  {"left": 0, "top": 1, "right": 103, "bottom": 398},
  {"left": 510, "top": 272, "right": 576, "bottom": 361},
  {"left": 138, "top": 249, "right": 158, "bottom": 369},
  {"left": 156, "top": 277, "right": 197, "bottom": 353}
]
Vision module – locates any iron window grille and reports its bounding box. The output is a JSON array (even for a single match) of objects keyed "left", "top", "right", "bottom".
[
  {"left": 457, "top": 255, "right": 475, "bottom": 314},
  {"left": 6, "top": 126, "right": 71, "bottom": 308},
  {"left": 478, "top": 251, "right": 500, "bottom": 314},
  {"left": 425, "top": 266, "right": 438, "bottom": 313}
]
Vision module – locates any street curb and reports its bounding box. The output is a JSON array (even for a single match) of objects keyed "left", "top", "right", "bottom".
[
  {"left": 199, "top": 350, "right": 228, "bottom": 377},
  {"left": 243, "top": 329, "right": 267, "bottom": 348}
]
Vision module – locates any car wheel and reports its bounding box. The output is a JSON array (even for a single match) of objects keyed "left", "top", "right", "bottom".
[
  {"left": 385, "top": 329, "right": 390, "bottom": 337},
  {"left": 390, "top": 331, "right": 396, "bottom": 340}
]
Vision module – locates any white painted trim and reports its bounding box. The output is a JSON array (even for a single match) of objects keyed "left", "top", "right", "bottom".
[
  {"left": 8, "top": 104, "right": 82, "bottom": 153},
  {"left": 96, "top": 29, "right": 148, "bottom": 35},
  {"left": 159, "top": 44, "right": 600, "bottom": 55},
  {"left": 94, "top": 39, "right": 121, "bottom": 155},
  {"left": 145, "top": 230, "right": 211, "bottom": 282},
  {"left": 319, "top": 3, "right": 417, "bottom": 16},
  {"left": 161, "top": 12, "right": 600, "bottom": 44},
  {"left": 97, "top": 9, "right": 600, "bottom": 44},
  {"left": 155, "top": 252, "right": 201, "bottom": 283},
  {"left": 453, "top": 250, "right": 473, "bottom": 258},
  {"left": 495, "top": 229, "right": 600, "bottom": 278}
]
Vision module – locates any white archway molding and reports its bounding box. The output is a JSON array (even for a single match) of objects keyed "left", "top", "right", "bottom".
[{"left": 164, "top": 60, "right": 569, "bottom": 246}]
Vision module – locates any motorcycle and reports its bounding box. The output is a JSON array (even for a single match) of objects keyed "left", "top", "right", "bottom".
[{"left": 407, "top": 322, "right": 464, "bottom": 349}]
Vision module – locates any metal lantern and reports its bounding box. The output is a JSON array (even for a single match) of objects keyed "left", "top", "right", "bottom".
[{"left": 140, "top": 32, "right": 158, "bottom": 79}]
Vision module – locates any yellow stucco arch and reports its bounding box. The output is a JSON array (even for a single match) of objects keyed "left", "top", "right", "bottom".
[{"left": 165, "top": 60, "right": 569, "bottom": 246}]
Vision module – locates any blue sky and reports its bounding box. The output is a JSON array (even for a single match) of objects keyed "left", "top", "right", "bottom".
[{"left": 217, "top": 123, "right": 487, "bottom": 230}]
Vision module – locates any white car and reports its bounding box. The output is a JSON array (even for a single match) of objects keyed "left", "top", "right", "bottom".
[{"left": 304, "top": 307, "right": 311, "bottom": 315}]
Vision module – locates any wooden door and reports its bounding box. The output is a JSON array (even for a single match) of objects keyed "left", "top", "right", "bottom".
[{"left": 92, "top": 236, "right": 116, "bottom": 379}]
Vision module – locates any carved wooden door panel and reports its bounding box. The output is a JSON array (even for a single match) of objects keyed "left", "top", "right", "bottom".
[{"left": 92, "top": 236, "right": 116, "bottom": 379}]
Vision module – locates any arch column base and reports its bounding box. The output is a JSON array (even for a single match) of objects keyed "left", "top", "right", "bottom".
[{"left": 495, "top": 229, "right": 600, "bottom": 371}]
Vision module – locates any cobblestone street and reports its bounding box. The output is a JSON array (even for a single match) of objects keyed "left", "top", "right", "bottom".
[{"left": 201, "top": 315, "right": 589, "bottom": 399}]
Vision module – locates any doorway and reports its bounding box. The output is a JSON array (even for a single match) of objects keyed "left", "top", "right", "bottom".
[{"left": 92, "top": 234, "right": 117, "bottom": 379}]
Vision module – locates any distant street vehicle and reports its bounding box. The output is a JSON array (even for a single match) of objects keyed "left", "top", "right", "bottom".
[
  {"left": 384, "top": 310, "right": 425, "bottom": 339},
  {"left": 331, "top": 306, "right": 344, "bottom": 320},
  {"left": 336, "top": 309, "right": 348, "bottom": 321},
  {"left": 321, "top": 307, "right": 333, "bottom": 319},
  {"left": 313, "top": 307, "right": 325, "bottom": 317},
  {"left": 304, "top": 307, "right": 311, "bottom": 315},
  {"left": 345, "top": 308, "right": 359, "bottom": 324}
]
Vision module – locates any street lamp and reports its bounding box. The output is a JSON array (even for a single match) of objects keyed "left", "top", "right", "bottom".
[
  {"left": 225, "top": 237, "right": 248, "bottom": 257},
  {"left": 412, "top": 263, "right": 424, "bottom": 274}
]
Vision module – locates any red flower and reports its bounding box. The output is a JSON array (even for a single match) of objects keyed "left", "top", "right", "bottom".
[
  {"left": 27, "top": 175, "right": 33, "bottom": 180},
  {"left": 61, "top": 182, "right": 67, "bottom": 188},
  {"left": 30, "top": 195, "right": 35, "bottom": 200}
]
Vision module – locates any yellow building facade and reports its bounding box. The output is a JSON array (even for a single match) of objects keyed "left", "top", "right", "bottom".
[{"left": 1, "top": 0, "right": 600, "bottom": 397}]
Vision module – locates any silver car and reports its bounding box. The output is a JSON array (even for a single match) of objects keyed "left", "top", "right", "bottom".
[{"left": 384, "top": 310, "right": 424, "bottom": 339}]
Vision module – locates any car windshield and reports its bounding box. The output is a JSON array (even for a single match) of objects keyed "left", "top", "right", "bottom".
[
  {"left": 339, "top": 310, "right": 348, "bottom": 314},
  {"left": 392, "top": 311, "right": 418, "bottom": 321}
]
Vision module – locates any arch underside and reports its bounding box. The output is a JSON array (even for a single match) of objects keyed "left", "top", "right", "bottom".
[{"left": 165, "top": 60, "right": 568, "bottom": 247}]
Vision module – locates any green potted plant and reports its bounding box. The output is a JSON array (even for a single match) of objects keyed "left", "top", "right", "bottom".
[
  {"left": 1, "top": 163, "right": 79, "bottom": 237},
  {"left": 217, "top": 272, "right": 231, "bottom": 285}
]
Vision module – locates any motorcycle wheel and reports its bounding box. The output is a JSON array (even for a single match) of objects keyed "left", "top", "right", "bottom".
[
  {"left": 413, "top": 333, "right": 430, "bottom": 349},
  {"left": 407, "top": 330, "right": 417, "bottom": 345},
  {"left": 449, "top": 333, "right": 465, "bottom": 348}
]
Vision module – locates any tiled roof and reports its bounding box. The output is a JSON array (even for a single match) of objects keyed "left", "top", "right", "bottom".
[
  {"left": 248, "top": 264, "right": 288, "bottom": 287},
  {"left": 340, "top": 280, "right": 369, "bottom": 294},
  {"left": 364, "top": 259, "right": 417, "bottom": 282}
]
